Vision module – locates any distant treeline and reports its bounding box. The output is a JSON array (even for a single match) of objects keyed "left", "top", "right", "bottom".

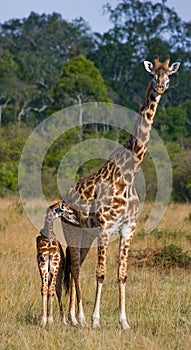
[{"left": 0, "top": 0, "right": 191, "bottom": 201}]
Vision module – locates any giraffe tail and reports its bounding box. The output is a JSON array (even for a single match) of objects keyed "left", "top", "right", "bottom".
[{"left": 64, "top": 247, "right": 71, "bottom": 294}]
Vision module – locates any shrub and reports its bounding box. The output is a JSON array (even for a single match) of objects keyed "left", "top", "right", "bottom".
[
  {"left": 155, "top": 244, "right": 191, "bottom": 268},
  {"left": 130, "top": 244, "right": 191, "bottom": 269}
]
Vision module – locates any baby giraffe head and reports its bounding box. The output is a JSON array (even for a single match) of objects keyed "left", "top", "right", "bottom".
[
  {"left": 49, "top": 200, "right": 80, "bottom": 226},
  {"left": 144, "top": 55, "right": 181, "bottom": 94}
]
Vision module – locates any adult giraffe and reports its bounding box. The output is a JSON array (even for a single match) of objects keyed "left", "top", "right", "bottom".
[{"left": 55, "top": 55, "right": 180, "bottom": 329}]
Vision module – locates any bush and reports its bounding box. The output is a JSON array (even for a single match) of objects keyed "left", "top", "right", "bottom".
[
  {"left": 130, "top": 244, "right": 191, "bottom": 269},
  {"left": 155, "top": 244, "right": 191, "bottom": 268}
]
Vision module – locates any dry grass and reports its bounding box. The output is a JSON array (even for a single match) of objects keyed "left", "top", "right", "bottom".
[{"left": 1, "top": 198, "right": 191, "bottom": 349}]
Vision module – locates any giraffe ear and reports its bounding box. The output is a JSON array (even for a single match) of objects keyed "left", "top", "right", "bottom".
[
  {"left": 144, "top": 61, "right": 154, "bottom": 74},
  {"left": 168, "top": 62, "right": 181, "bottom": 75}
]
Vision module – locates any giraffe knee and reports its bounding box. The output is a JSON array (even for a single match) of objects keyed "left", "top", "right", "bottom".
[
  {"left": 118, "top": 265, "right": 127, "bottom": 283},
  {"left": 118, "top": 275, "right": 127, "bottom": 284},
  {"left": 97, "top": 274, "right": 105, "bottom": 283},
  {"left": 48, "top": 286, "right": 56, "bottom": 296},
  {"left": 41, "top": 286, "right": 48, "bottom": 295},
  {"left": 96, "top": 264, "right": 106, "bottom": 282}
]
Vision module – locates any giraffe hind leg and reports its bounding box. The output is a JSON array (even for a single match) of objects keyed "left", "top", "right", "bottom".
[
  {"left": 67, "top": 248, "right": 88, "bottom": 328},
  {"left": 77, "top": 229, "right": 97, "bottom": 327},
  {"left": 68, "top": 246, "right": 88, "bottom": 328},
  {"left": 41, "top": 280, "right": 48, "bottom": 327},
  {"left": 68, "top": 276, "right": 79, "bottom": 327},
  {"left": 67, "top": 230, "right": 96, "bottom": 328}
]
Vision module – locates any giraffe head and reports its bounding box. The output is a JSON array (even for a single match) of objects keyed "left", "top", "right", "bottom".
[
  {"left": 49, "top": 200, "right": 63, "bottom": 219},
  {"left": 144, "top": 55, "right": 180, "bottom": 94},
  {"left": 49, "top": 200, "right": 80, "bottom": 226}
]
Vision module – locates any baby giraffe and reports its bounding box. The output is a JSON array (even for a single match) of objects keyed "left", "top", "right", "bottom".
[{"left": 36, "top": 200, "right": 80, "bottom": 326}]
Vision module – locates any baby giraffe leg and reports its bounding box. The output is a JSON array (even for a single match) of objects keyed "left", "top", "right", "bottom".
[
  {"left": 47, "top": 293, "right": 54, "bottom": 325},
  {"left": 47, "top": 267, "right": 58, "bottom": 324},
  {"left": 47, "top": 240, "right": 62, "bottom": 324},
  {"left": 41, "top": 282, "right": 48, "bottom": 326}
]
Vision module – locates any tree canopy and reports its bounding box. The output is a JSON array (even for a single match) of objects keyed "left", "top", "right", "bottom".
[
  {"left": 53, "top": 55, "right": 111, "bottom": 108},
  {"left": 0, "top": 0, "right": 191, "bottom": 201}
]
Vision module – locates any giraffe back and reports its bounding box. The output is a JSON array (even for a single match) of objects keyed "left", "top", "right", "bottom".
[{"left": 36, "top": 236, "right": 65, "bottom": 283}]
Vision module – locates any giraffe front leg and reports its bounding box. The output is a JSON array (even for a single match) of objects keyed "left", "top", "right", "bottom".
[
  {"left": 92, "top": 234, "right": 109, "bottom": 330},
  {"left": 118, "top": 225, "right": 135, "bottom": 330}
]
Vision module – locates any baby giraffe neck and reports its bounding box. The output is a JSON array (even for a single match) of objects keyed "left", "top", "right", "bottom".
[{"left": 40, "top": 208, "right": 55, "bottom": 239}]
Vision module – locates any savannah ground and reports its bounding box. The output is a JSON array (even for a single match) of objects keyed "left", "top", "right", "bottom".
[{"left": 1, "top": 198, "right": 191, "bottom": 350}]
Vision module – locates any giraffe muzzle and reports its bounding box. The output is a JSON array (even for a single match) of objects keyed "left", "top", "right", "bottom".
[{"left": 156, "top": 87, "right": 165, "bottom": 94}]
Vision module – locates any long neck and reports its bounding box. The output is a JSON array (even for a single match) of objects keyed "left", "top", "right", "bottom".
[
  {"left": 40, "top": 208, "right": 55, "bottom": 239},
  {"left": 125, "top": 82, "right": 161, "bottom": 169}
]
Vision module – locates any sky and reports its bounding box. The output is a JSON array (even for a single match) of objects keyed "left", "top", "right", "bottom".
[{"left": 0, "top": 0, "right": 190, "bottom": 33}]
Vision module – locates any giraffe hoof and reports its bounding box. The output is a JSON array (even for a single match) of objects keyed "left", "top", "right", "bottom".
[
  {"left": 71, "top": 321, "right": 79, "bottom": 328},
  {"left": 68, "top": 317, "right": 79, "bottom": 328},
  {"left": 92, "top": 317, "right": 101, "bottom": 330},
  {"left": 48, "top": 316, "right": 53, "bottom": 325},
  {"left": 40, "top": 317, "right": 47, "bottom": 327},
  {"left": 62, "top": 316, "right": 68, "bottom": 326},
  {"left": 120, "top": 319, "right": 130, "bottom": 330},
  {"left": 68, "top": 312, "right": 79, "bottom": 327},
  {"left": 79, "top": 317, "right": 88, "bottom": 328}
]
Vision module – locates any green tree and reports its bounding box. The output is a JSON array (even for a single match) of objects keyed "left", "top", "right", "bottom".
[
  {"left": 0, "top": 48, "right": 40, "bottom": 125},
  {"left": 167, "top": 143, "right": 191, "bottom": 202},
  {"left": 0, "top": 124, "right": 30, "bottom": 195},
  {"left": 155, "top": 106, "right": 188, "bottom": 146},
  {"left": 53, "top": 55, "right": 111, "bottom": 108},
  {"left": 90, "top": 0, "right": 191, "bottom": 108},
  {"left": 0, "top": 13, "right": 95, "bottom": 124},
  {"left": 0, "top": 49, "right": 18, "bottom": 125}
]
